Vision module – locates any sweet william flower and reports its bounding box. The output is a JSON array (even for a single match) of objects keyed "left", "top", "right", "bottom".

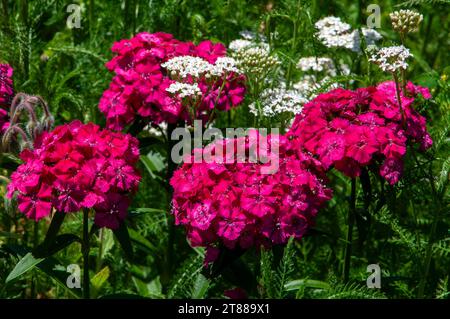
[
  {"left": 288, "top": 81, "right": 432, "bottom": 184},
  {"left": 100, "top": 33, "right": 245, "bottom": 130},
  {"left": 170, "top": 131, "right": 332, "bottom": 251},
  {"left": 7, "top": 120, "right": 141, "bottom": 229}
]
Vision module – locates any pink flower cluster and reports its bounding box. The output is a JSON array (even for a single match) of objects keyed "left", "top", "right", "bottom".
[
  {"left": 170, "top": 131, "right": 332, "bottom": 250},
  {"left": 0, "top": 63, "right": 13, "bottom": 133},
  {"left": 7, "top": 120, "right": 141, "bottom": 229},
  {"left": 99, "top": 32, "right": 245, "bottom": 130},
  {"left": 287, "top": 81, "right": 432, "bottom": 184}
]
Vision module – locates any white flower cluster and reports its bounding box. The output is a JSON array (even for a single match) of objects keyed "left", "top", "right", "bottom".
[
  {"left": 296, "top": 57, "right": 336, "bottom": 74},
  {"left": 249, "top": 87, "right": 306, "bottom": 117},
  {"left": 233, "top": 47, "right": 280, "bottom": 75},
  {"left": 315, "top": 16, "right": 382, "bottom": 53},
  {"left": 369, "top": 45, "right": 412, "bottom": 73},
  {"left": 229, "top": 39, "right": 254, "bottom": 52},
  {"left": 166, "top": 82, "right": 202, "bottom": 98},
  {"left": 212, "top": 57, "right": 240, "bottom": 75},
  {"left": 390, "top": 10, "right": 423, "bottom": 33},
  {"left": 239, "top": 30, "right": 267, "bottom": 42},
  {"left": 162, "top": 55, "right": 241, "bottom": 79},
  {"left": 294, "top": 56, "right": 350, "bottom": 98},
  {"left": 161, "top": 56, "right": 213, "bottom": 78}
]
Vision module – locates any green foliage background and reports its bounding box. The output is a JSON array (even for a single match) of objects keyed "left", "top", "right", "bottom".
[{"left": 0, "top": 0, "right": 449, "bottom": 299}]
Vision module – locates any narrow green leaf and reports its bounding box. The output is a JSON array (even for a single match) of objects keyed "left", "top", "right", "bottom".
[
  {"left": 91, "top": 266, "right": 110, "bottom": 291},
  {"left": 6, "top": 253, "right": 45, "bottom": 283},
  {"left": 191, "top": 273, "right": 210, "bottom": 299},
  {"left": 284, "top": 279, "right": 331, "bottom": 291}
]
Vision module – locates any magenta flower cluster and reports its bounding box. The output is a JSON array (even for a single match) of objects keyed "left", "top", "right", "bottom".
[
  {"left": 7, "top": 120, "right": 141, "bottom": 229},
  {"left": 99, "top": 32, "right": 245, "bottom": 130},
  {"left": 170, "top": 131, "right": 332, "bottom": 250},
  {"left": 0, "top": 63, "right": 13, "bottom": 133},
  {"left": 287, "top": 81, "right": 433, "bottom": 184}
]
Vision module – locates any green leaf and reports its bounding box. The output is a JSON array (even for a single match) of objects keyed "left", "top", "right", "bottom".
[
  {"left": 284, "top": 279, "right": 331, "bottom": 291},
  {"left": 91, "top": 266, "right": 110, "bottom": 291},
  {"left": 191, "top": 273, "right": 210, "bottom": 299},
  {"left": 129, "top": 207, "right": 167, "bottom": 217},
  {"left": 113, "top": 223, "right": 133, "bottom": 260},
  {"left": 140, "top": 151, "right": 165, "bottom": 179},
  {"left": 4, "top": 245, "right": 81, "bottom": 298},
  {"left": 6, "top": 252, "right": 45, "bottom": 283}
]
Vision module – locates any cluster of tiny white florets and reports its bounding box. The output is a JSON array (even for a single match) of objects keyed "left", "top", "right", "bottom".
[
  {"left": 161, "top": 56, "right": 213, "bottom": 78},
  {"left": 166, "top": 82, "right": 202, "bottom": 98},
  {"left": 233, "top": 47, "right": 280, "bottom": 75},
  {"left": 239, "top": 30, "right": 267, "bottom": 42},
  {"left": 162, "top": 55, "right": 241, "bottom": 80},
  {"left": 369, "top": 45, "right": 412, "bottom": 73},
  {"left": 390, "top": 10, "right": 423, "bottom": 33},
  {"left": 296, "top": 57, "right": 337, "bottom": 75},
  {"left": 315, "top": 16, "right": 382, "bottom": 53},
  {"left": 229, "top": 39, "right": 254, "bottom": 52},
  {"left": 249, "top": 87, "right": 306, "bottom": 117},
  {"left": 212, "top": 57, "right": 241, "bottom": 75}
]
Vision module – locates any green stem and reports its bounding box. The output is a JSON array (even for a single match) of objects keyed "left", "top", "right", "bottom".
[
  {"left": 96, "top": 228, "right": 104, "bottom": 273},
  {"left": 82, "top": 209, "right": 90, "bottom": 299},
  {"left": 343, "top": 178, "right": 356, "bottom": 283},
  {"left": 162, "top": 123, "right": 177, "bottom": 293},
  {"left": 393, "top": 73, "right": 406, "bottom": 128}
]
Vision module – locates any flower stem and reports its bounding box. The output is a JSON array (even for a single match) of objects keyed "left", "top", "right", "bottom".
[
  {"left": 393, "top": 73, "right": 407, "bottom": 128},
  {"left": 161, "top": 123, "right": 177, "bottom": 293},
  {"left": 82, "top": 209, "right": 90, "bottom": 299},
  {"left": 343, "top": 178, "right": 356, "bottom": 283}
]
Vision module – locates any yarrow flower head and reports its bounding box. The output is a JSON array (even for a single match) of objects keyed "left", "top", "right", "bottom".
[
  {"left": 390, "top": 10, "right": 423, "bottom": 33},
  {"left": 232, "top": 47, "right": 279, "bottom": 76},
  {"left": 369, "top": 45, "right": 412, "bottom": 73},
  {"left": 7, "top": 120, "right": 141, "bottom": 229},
  {"left": 296, "top": 57, "right": 337, "bottom": 75},
  {"left": 166, "top": 82, "right": 202, "bottom": 98},
  {"left": 161, "top": 56, "right": 214, "bottom": 79},
  {"left": 315, "top": 16, "right": 382, "bottom": 53},
  {"left": 249, "top": 87, "right": 306, "bottom": 118},
  {"left": 287, "top": 81, "right": 432, "bottom": 184},
  {"left": 293, "top": 57, "right": 351, "bottom": 103},
  {"left": 170, "top": 131, "right": 332, "bottom": 253},
  {"left": 99, "top": 32, "right": 245, "bottom": 130}
]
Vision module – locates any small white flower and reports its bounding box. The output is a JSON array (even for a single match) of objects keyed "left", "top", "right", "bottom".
[
  {"left": 297, "top": 57, "right": 336, "bottom": 74},
  {"left": 229, "top": 39, "right": 254, "bottom": 52},
  {"left": 315, "top": 16, "right": 382, "bottom": 53},
  {"left": 161, "top": 56, "right": 214, "bottom": 78},
  {"left": 249, "top": 88, "right": 306, "bottom": 117},
  {"left": 369, "top": 45, "right": 412, "bottom": 72},
  {"left": 166, "top": 82, "right": 202, "bottom": 98},
  {"left": 211, "top": 57, "right": 241, "bottom": 75}
]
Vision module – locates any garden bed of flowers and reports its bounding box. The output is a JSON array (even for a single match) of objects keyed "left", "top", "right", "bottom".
[{"left": 0, "top": 0, "right": 449, "bottom": 300}]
